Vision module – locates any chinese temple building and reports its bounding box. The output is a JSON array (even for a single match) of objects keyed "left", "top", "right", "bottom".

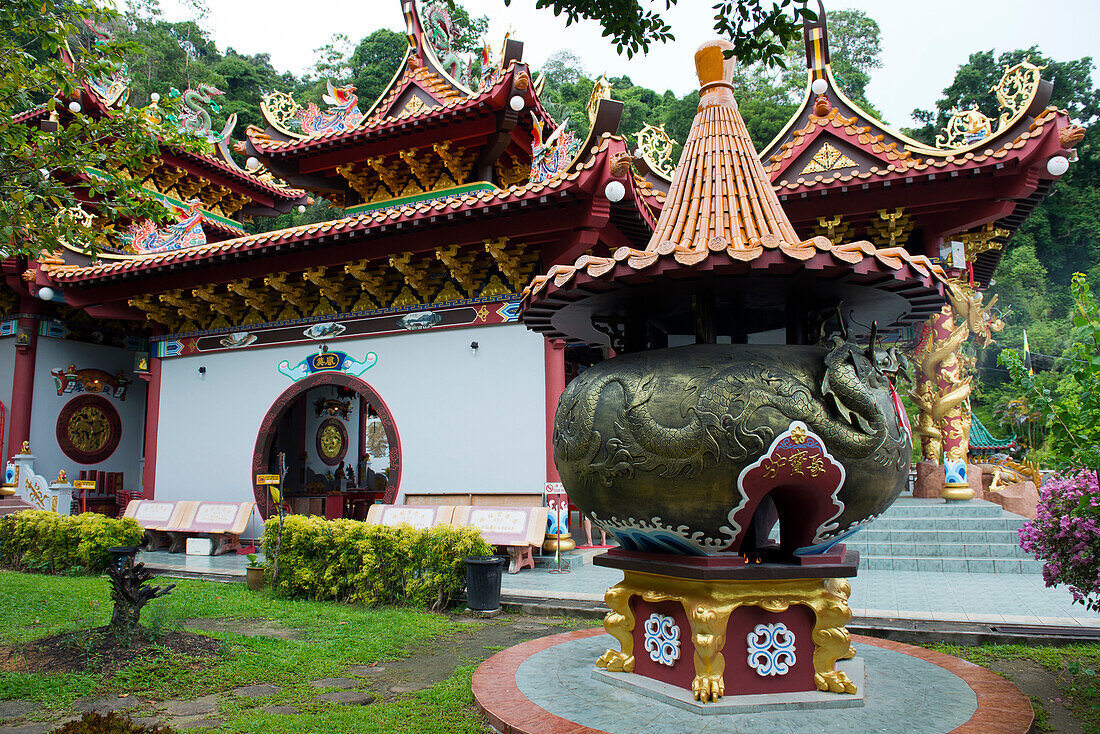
[
  {"left": 1, "top": 0, "right": 1085, "bottom": 522},
  {"left": 2, "top": 0, "right": 662, "bottom": 518}
]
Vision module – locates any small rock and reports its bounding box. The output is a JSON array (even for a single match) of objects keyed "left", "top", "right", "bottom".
[
  {"left": 388, "top": 682, "right": 429, "bottom": 694},
  {"left": 347, "top": 665, "right": 385, "bottom": 677},
  {"left": 0, "top": 701, "right": 37, "bottom": 721},
  {"left": 0, "top": 723, "right": 54, "bottom": 734},
  {"left": 132, "top": 717, "right": 166, "bottom": 728},
  {"left": 316, "top": 691, "right": 374, "bottom": 706},
  {"left": 309, "top": 677, "right": 358, "bottom": 690},
  {"left": 232, "top": 684, "right": 281, "bottom": 698},
  {"left": 262, "top": 705, "right": 300, "bottom": 715},
  {"left": 161, "top": 695, "right": 219, "bottom": 717}
]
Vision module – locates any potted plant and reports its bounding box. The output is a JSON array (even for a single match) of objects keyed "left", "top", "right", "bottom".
[{"left": 245, "top": 553, "right": 266, "bottom": 591}]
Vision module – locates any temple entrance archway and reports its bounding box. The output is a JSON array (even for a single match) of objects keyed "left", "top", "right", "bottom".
[{"left": 252, "top": 373, "right": 401, "bottom": 519}]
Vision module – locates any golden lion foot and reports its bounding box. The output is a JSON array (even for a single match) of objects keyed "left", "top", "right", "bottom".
[
  {"left": 838, "top": 645, "right": 857, "bottom": 660},
  {"left": 814, "top": 669, "right": 857, "bottom": 694},
  {"left": 596, "top": 650, "right": 634, "bottom": 673},
  {"left": 692, "top": 674, "right": 725, "bottom": 702}
]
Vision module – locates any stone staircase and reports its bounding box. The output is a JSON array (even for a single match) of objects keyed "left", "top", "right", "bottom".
[
  {"left": 0, "top": 496, "right": 34, "bottom": 516},
  {"left": 845, "top": 496, "right": 1043, "bottom": 574}
]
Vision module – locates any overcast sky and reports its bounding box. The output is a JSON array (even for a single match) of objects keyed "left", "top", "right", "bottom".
[{"left": 156, "top": 0, "right": 1100, "bottom": 128}]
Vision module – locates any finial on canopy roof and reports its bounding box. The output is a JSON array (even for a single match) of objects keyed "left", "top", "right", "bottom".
[{"left": 695, "top": 40, "right": 737, "bottom": 110}]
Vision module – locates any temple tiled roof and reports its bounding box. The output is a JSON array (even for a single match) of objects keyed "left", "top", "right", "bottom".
[
  {"left": 522, "top": 41, "right": 949, "bottom": 305},
  {"left": 249, "top": 62, "right": 523, "bottom": 155},
  {"left": 45, "top": 158, "right": 594, "bottom": 284},
  {"left": 768, "top": 105, "right": 1066, "bottom": 193}
]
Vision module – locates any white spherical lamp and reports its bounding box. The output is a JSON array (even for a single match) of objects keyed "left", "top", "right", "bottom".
[
  {"left": 150, "top": 92, "right": 160, "bottom": 103},
  {"left": 811, "top": 78, "right": 828, "bottom": 96},
  {"left": 297, "top": 204, "right": 307, "bottom": 214},
  {"left": 245, "top": 156, "right": 260, "bottom": 170},
  {"left": 509, "top": 95, "right": 525, "bottom": 112},
  {"left": 604, "top": 180, "right": 626, "bottom": 203},
  {"left": 1046, "top": 155, "right": 1070, "bottom": 177},
  {"left": 68, "top": 101, "right": 82, "bottom": 114},
  {"left": 38, "top": 287, "right": 55, "bottom": 301}
]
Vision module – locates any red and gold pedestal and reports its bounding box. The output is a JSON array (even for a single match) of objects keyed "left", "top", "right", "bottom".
[{"left": 592, "top": 549, "right": 859, "bottom": 702}]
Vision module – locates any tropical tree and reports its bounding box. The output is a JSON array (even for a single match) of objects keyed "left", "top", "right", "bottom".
[
  {"left": 495, "top": 0, "right": 817, "bottom": 65},
  {"left": 0, "top": 0, "right": 190, "bottom": 259}
]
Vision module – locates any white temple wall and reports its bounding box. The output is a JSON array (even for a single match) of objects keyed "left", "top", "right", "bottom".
[
  {"left": 29, "top": 338, "right": 147, "bottom": 489},
  {"left": 153, "top": 322, "right": 547, "bottom": 504}
]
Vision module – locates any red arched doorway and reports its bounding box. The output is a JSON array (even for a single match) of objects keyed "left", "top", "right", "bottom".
[{"left": 252, "top": 372, "right": 401, "bottom": 519}]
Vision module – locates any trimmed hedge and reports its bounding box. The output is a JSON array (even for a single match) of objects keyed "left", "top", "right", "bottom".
[
  {"left": 262, "top": 515, "right": 493, "bottom": 610},
  {"left": 0, "top": 511, "right": 143, "bottom": 574}
]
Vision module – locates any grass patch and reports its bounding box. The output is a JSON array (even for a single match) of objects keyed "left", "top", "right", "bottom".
[
  {"left": 0, "top": 570, "right": 486, "bottom": 732},
  {"left": 929, "top": 642, "right": 1100, "bottom": 732}
]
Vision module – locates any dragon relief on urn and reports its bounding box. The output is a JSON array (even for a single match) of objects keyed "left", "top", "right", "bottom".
[{"left": 552, "top": 333, "right": 912, "bottom": 558}]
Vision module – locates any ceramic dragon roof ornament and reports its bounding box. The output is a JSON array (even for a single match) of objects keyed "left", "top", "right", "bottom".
[
  {"left": 124, "top": 200, "right": 207, "bottom": 255},
  {"left": 420, "top": 0, "right": 475, "bottom": 88},
  {"left": 167, "top": 85, "right": 237, "bottom": 146}
]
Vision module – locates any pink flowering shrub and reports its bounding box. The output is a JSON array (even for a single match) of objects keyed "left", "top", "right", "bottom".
[{"left": 1019, "top": 471, "right": 1100, "bottom": 611}]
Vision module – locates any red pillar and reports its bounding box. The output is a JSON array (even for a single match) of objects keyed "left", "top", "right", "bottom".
[
  {"left": 544, "top": 339, "right": 566, "bottom": 483},
  {"left": 140, "top": 354, "right": 162, "bottom": 499},
  {"left": 7, "top": 299, "right": 38, "bottom": 459}
]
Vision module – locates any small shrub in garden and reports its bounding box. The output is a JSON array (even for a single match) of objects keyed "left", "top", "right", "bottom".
[
  {"left": 1019, "top": 471, "right": 1100, "bottom": 611},
  {"left": 0, "top": 511, "right": 143, "bottom": 574},
  {"left": 261, "top": 515, "right": 493, "bottom": 610}
]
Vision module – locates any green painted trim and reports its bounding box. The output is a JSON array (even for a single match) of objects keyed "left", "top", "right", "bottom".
[
  {"left": 344, "top": 182, "right": 498, "bottom": 215},
  {"left": 84, "top": 167, "right": 245, "bottom": 231}
]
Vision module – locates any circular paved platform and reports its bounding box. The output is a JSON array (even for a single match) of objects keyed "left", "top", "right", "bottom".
[{"left": 472, "top": 628, "right": 1033, "bottom": 734}]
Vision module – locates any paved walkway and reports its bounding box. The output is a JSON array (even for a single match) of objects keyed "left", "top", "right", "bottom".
[
  {"left": 137, "top": 544, "right": 1100, "bottom": 629},
  {"left": 500, "top": 557, "right": 1100, "bottom": 628}
]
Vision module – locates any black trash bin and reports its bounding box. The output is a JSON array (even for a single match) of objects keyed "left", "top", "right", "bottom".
[
  {"left": 465, "top": 555, "right": 506, "bottom": 611},
  {"left": 107, "top": 545, "right": 139, "bottom": 573}
]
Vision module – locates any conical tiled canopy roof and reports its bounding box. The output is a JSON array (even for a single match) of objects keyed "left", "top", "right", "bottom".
[
  {"left": 521, "top": 41, "right": 951, "bottom": 342},
  {"left": 648, "top": 40, "right": 802, "bottom": 252}
]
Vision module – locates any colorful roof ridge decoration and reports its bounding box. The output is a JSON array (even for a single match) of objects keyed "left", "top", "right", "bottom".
[{"left": 522, "top": 40, "right": 949, "bottom": 307}]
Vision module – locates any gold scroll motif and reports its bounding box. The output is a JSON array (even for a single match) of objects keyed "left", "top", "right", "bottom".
[
  {"left": 799, "top": 141, "right": 857, "bottom": 175},
  {"left": 400, "top": 96, "right": 428, "bottom": 117},
  {"left": 597, "top": 571, "right": 857, "bottom": 701},
  {"left": 937, "top": 58, "right": 1045, "bottom": 149},
  {"left": 261, "top": 90, "right": 305, "bottom": 139},
  {"left": 635, "top": 123, "right": 677, "bottom": 179}
]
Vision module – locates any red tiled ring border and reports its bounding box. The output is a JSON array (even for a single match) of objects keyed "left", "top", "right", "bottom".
[{"left": 471, "top": 628, "right": 1033, "bottom": 734}]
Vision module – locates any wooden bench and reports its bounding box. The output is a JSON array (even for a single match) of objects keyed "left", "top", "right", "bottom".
[
  {"left": 125, "top": 500, "right": 255, "bottom": 555},
  {"left": 123, "top": 500, "right": 196, "bottom": 551}
]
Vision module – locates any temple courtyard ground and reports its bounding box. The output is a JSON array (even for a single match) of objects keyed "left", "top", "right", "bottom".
[{"left": 0, "top": 569, "right": 1098, "bottom": 733}]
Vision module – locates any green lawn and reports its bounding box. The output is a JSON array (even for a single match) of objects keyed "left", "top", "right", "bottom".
[{"left": 0, "top": 570, "right": 490, "bottom": 733}]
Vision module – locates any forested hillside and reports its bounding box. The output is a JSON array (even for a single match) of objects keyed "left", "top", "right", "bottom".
[{"left": 108, "top": 1, "right": 1098, "bottom": 444}]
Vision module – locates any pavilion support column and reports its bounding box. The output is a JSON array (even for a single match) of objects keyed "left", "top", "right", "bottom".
[
  {"left": 7, "top": 298, "right": 39, "bottom": 460},
  {"left": 140, "top": 354, "right": 162, "bottom": 499},
  {"left": 544, "top": 339, "right": 566, "bottom": 483}
]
